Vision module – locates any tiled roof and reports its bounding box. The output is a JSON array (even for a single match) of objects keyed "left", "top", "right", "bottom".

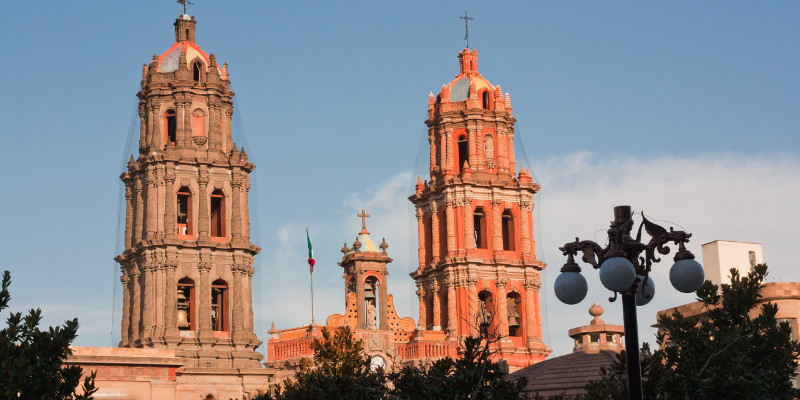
[{"left": 510, "top": 350, "right": 618, "bottom": 397}]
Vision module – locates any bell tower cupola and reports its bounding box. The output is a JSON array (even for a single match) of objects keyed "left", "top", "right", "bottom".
[
  {"left": 409, "top": 48, "right": 550, "bottom": 369},
  {"left": 116, "top": 14, "right": 262, "bottom": 369}
]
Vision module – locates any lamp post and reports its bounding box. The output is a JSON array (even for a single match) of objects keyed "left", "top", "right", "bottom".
[{"left": 553, "top": 205, "right": 705, "bottom": 400}]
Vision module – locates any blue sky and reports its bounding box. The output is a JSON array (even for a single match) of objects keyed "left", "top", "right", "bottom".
[{"left": 0, "top": 1, "right": 798, "bottom": 357}]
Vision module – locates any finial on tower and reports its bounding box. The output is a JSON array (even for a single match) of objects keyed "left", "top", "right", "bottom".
[{"left": 176, "top": 0, "right": 194, "bottom": 15}]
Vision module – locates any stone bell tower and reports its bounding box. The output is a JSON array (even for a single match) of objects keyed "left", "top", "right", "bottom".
[
  {"left": 408, "top": 48, "right": 550, "bottom": 368},
  {"left": 116, "top": 14, "right": 262, "bottom": 369}
]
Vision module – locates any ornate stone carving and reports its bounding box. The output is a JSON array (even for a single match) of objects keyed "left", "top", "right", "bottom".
[
  {"left": 495, "top": 277, "right": 509, "bottom": 337},
  {"left": 197, "top": 263, "right": 212, "bottom": 332},
  {"left": 367, "top": 302, "right": 378, "bottom": 330},
  {"left": 444, "top": 197, "right": 456, "bottom": 256},
  {"left": 164, "top": 172, "right": 176, "bottom": 236},
  {"left": 133, "top": 178, "right": 144, "bottom": 244},
  {"left": 430, "top": 202, "right": 440, "bottom": 263},
  {"left": 197, "top": 174, "right": 209, "bottom": 238},
  {"left": 416, "top": 283, "right": 426, "bottom": 329},
  {"left": 164, "top": 262, "right": 177, "bottom": 330},
  {"left": 466, "top": 277, "right": 478, "bottom": 335},
  {"left": 120, "top": 270, "right": 131, "bottom": 345},
  {"left": 124, "top": 184, "right": 134, "bottom": 249},
  {"left": 431, "top": 280, "right": 441, "bottom": 330},
  {"left": 231, "top": 179, "right": 242, "bottom": 241},
  {"left": 484, "top": 134, "right": 494, "bottom": 160},
  {"left": 130, "top": 265, "right": 141, "bottom": 344},
  {"left": 232, "top": 268, "right": 244, "bottom": 332},
  {"left": 463, "top": 196, "right": 474, "bottom": 253},
  {"left": 415, "top": 208, "right": 425, "bottom": 267},
  {"left": 491, "top": 199, "right": 502, "bottom": 254},
  {"left": 444, "top": 128, "right": 454, "bottom": 174}
]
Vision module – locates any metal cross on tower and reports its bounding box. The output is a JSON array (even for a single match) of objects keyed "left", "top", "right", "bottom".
[
  {"left": 460, "top": 11, "right": 474, "bottom": 48},
  {"left": 357, "top": 210, "right": 371, "bottom": 231},
  {"left": 176, "top": 0, "right": 194, "bottom": 14}
]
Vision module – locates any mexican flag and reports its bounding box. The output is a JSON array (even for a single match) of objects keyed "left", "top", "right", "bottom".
[{"left": 306, "top": 226, "right": 315, "bottom": 271}]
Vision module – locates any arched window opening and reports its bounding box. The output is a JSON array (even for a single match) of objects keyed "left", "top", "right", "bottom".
[
  {"left": 457, "top": 136, "right": 468, "bottom": 172},
  {"left": 177, "top": 278, "right": 196, "bottom": 331},
  {"left": 482, "top": 91, "right": 491, "bottom": 109},
  {"left": 507, "top": 293, "right": 522, "bottom": 337},
  {"left": 192, "top": 61, "right": 205, "bottom": 83},
  {"left": 425, "top": 293, "right": 434, "bottom": 330},
  {"left": 473, "top": 207, "right": 486, "bottom": 249},
  {"left": 502, "top": 210, "right": 515, "bottom": 251},
  {"left": 435, "top": 138, "right": 442, "bottom": 169},
  {"left": 211, "top": 279, "right": 228, "bottom": 332},
  {"left": 478, "top": 291, "right": 494, "bottom": 335},
  {"left": 165, "top": 109, "right": 177, "bottom": 146},
  {"left": 364, "top": 277, "right": 379, "bottom": 329},
  {"left": 177, "top": 187, "right": 192, "bottom": 238},
  {"left": 210, "top": 189, "right": 225, "bottom": 238}
]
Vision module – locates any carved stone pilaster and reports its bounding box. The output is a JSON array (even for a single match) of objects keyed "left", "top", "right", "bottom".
[
  {"left": 197, "top": 174, "right": 210, "bottom": 240},
  {"left": 430, "top": 202, "right": 440, "bottom": 263},
  {"left": 197, "top": 263, "right": 212, "bottom": 335},
  {"left": 428, "top": 130, "right": 437, "bottom": 176},
  {"left": 524, "top": 277, "right": 541, "bottom": 340},
  {"left": 445, "top": 277, "right": 457, "bottom": 335},
  {"left": 130, "top": 265, "right": 141, "bottom": 344},
  {"left": 120, "top": 270, "right": 131, "bottom": 346},
  {"left": 466, "top": 277, "right": 478, "bottom": 335},
  {"left": 476, "top": 125, "right": 484, "bottom": 170},
  {"left": 242, "top": 178, "right": 251, "bottom": 241},
  {"left": 124, "top": 184, "right": 133, "bottom": 249},
  {"left": 462, "top": 197, "right": 474, "bottom": 254},
  {"left": 231, "top": 178, "right": 243, "bottom": 242},
  {"left": 496, "top": 277, "right": 509, "bottom": 337},
  {"left": 508, "top": 131, "right": 516, "bottom": 174},
  {"left": 164, "top": 262, "right": 177, "bottom": 334},
  {"left": 133, "top": 177, "right": 144, "bottom": 244},
  {"left": 445, "top": 197, "right": 456, "bottom": 256},
  {"left": 164, "top": 171, "right": 176, "bottom": 238},
  {"left": 444, "top": 128, "right": 454, "bottom": 174},
  {"left": 431, "top": 280, "right": 441, "bottom": 331},
  {"left": 497, "top": 127, "right": 508, "bottom": 173},
  {"left": 438, "top": 129, "right": 447, "bottom": 175},
  {"left": 467, "top": 127, "right": 477, "bottom": 171},
  {"left": 415, "top": 208, "right": 426, "bottom": 266},
  {"left": 149, "top": 102, "right": 161, "bottom": 152},
  {"left": 145, "top": 167, "right": 157, "bottom": 240},
  {"left": 491, "top": 199, "right": 502, "bottom": 255},
  {"left": 138, "top": 104, "right": 147, "bottom": 154},
  {"left": 232, "top": 266, "right": 245, "bottom": 334},
  {"left": 416, "top": 283, "right": 426, "bottom": 329},
  {"left": 155, "top": 166, "right": 166, "bottom": 239},
  {"left": 208, "top": 100, "right": 221, "bottom": 151},
  {"left": 141, "top": 262, "right": 154, "bottom": 339},
  {"left": 519, "top": 201, "right": 532, "bottom": 256}
]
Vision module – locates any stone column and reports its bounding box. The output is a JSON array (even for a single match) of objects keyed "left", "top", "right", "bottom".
[
  {"left": 476, "top": 125, "right": 484, "bottom": 170},
  {"left": 120, "top": 270, "right": 131, "bottom": 346},
  {"left": 498, "top": 128, "right": 508, "bottom": 174},
  {"left": 520, "top": 201, "right": 532, "bottom": 257},
  {"left": 356, "top": 273, "right": 366, "bottom": 329},
  {"left": 164, "top": 172, "right": 176, "bottom": 238},
  {"left": 124, "top": 183, "right": 133, "bottom": 249},
  {"left": 209, "top": 100, "right": 221, "bottom": 151},
  {"left": 197, "top": 263, "right": 212, "bottom": 337},
  {"left": 508, "top": 131, "right": 516, "bottom": 174},
  {"left": 438, "top": 129, "right": 446, "bottom": 174},
  {"left": 430, "top": 202, "right": 440, "bottom": 263},
  {"left": 468, "top": 127, "right": 477, "bottom": 171},
  {"left": 492, "top": 199, "right": 503, "bottom": 257},
  {"left": 428, "top": 130, "right": 436, "bottom": 175},
  {"left": 232, "top": 266, "right": 245, "bottom": 335},
  {"left": 524, "top": 278, "right": 541, "bottom": 341},
  {"left": 145, "top": 167, "right": 157, "bottom": 240},
  {"left": 466, "top": 277, "right": 478, "bottom": 336},
  {"left": 416, "top": 283, "right": 426, "bottom": 329},
  {"left": 246, "top": 266, "right": 255, "bottom": 334},
  {"left": 197, "top": 174, "right": 210, "bottom": 240},
  {"left": 445, "top": 128, "right": 454, "bottom": 175},
  {"left": 142, "top": 262, "right": 154, "bottom": 339},
  {"left": 496, "top": 278, "right": 509, "bottom": 338},
  {"left": 164, "top": 261, "right": 177, "bottom": 336},
  {"left": 446, "top": 277, "right": 457, "bottom": 337},
  {"left": 155, "top": 166, "right": 166, "bottom": 239},
  {"left": 462, "top": 197, "right": 474, "bottom": 255},
  {"left": 415, "top": 208, "right": 426, "bottom": 267},
  {"left": 231, "top": 178, "right": 243, "bottom": 243},
  {"left": 138, "top": 104, "right": 147, "bottom": 153},
  {"left": 379, "top": 273, "right": 389, "bottom": 330},
  {"left": 176, "top": 98, "right": 189, "bottom": 148},
  {"left": 242, "top": 178, "right": 251, "bottom": 241},
  {"left": 149, "top": 102, "right": 161, "bottom": 152},
  {"left": 130, "top": 265, "right": 141, "bottom": 344},
  {"left": 134, "top": 177, "right": 144, "bottom": 244},
  {"left": 431, "top": 281, "right": 441, "bottom": 331},
  {"left": 445, "top": 197, "right": 456, "bottom": 257}
]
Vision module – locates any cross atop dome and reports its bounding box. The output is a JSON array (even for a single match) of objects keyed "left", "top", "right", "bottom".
[{"left": 357, "top": 210, "right": 370, "bottom": 234}]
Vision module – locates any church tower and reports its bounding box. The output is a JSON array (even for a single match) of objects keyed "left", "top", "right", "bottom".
[
  {"left": 116, "top": 14, "right": 262, "bottom": 369},
  {"left": 409, "top": 48, "right": 550, "bottom": 368}
]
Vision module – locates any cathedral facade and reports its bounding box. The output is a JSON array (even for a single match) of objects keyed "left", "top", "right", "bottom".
[{"left": 65, "top": 12, "right": 551, "bottom": 400}]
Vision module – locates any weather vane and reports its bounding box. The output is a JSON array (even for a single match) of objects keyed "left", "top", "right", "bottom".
[
  {"left": 176, "top": 0, "right": 194, "bottom": 15},
  {"left": 460, "top": 11, "right": 473, "bottom": 48}
]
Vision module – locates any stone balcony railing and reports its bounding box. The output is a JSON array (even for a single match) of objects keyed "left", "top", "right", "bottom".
[
  {"left": 271, "top": 337, "right": 317, "bottom": 361},
  {"left": 396, "top": 341, "right": 458, "bottom": 361}
]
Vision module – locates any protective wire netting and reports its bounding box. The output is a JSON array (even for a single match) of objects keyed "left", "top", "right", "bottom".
[
  {"left": 109, "top": 95, "right": 265, "bottom": 360},
  {"left": 405, "top": 127, "right": 552, "bottom": 355}
]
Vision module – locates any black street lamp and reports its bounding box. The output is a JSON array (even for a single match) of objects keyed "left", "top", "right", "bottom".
[{"left": 553, "top": 205, "right": 705, "bottom": 400}]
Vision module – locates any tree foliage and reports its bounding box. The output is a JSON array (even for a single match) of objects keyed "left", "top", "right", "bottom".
[
  {"left": 256, "top": 325, "right": 526, "bottom": 400},
  {"left": 0, "top": 271, "right": 96, "bottom": 400},
  {"left": 580, "top": 264, "right": 800, "bottom": 400}
]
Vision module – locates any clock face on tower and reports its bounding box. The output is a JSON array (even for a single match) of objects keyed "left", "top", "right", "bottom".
[{"left": 369, "top": 355, "right": 386, "bottom": 372}]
